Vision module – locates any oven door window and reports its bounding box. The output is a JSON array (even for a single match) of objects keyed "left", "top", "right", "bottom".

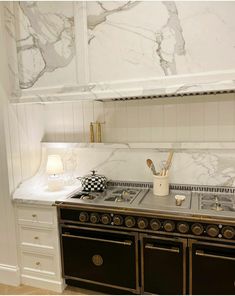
[{"left": 61, "top": 226, "right": 138, "bottom": 291}]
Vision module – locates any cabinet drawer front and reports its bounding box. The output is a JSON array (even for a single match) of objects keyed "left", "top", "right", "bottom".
[
  {"left": 17, "top": 206, "right": 54, "bottom": 226},
  {"left": 21, "top": 251, "right": 56, "bottom": 278},
  {"left": 19, "top": 226, "right": 54, "bottom": 249}
]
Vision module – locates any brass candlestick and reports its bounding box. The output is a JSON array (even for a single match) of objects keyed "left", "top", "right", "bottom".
[
  {"left": 96, "top": 122, "right": 102, "bottom": 143},
  {"left": 90, "top": 122, "right": 94, "bottom": 143}
]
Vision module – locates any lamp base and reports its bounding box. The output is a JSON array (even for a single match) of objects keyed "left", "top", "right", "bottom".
[{"left": 48, "top": 176, "right": 64, "bottom": 191}]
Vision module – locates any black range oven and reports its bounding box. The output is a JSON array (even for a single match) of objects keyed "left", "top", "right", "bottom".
[{"left": 56, "top": 183, "right": 235, "bottom": 295}]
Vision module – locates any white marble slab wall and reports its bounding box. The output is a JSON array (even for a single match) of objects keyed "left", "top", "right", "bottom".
[
  {"left": 87, "top": 1, "right": 235, "bottom": 82},
  {"left": 43, "top": 144, "right": 235, "bottom": 187},
  {"left": 43, "top": 93, "right": 235, "bottom": 143},
  {"left": 14, "top": 1, "right": 77, "bottom": 90},
  {"left": 4, "top": 2, "right": 235, "bottom": 103}
]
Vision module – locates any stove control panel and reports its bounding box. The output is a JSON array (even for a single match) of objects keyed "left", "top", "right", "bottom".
[{"left": 60, "top": 208, "right": 235, "bottom": 241}]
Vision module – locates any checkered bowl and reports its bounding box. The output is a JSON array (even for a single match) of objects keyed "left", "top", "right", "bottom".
[{"left": 77, "top": 170, "right": 107, "bottom": 192}]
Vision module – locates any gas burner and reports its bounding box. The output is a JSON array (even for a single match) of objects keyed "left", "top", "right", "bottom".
[
  {"left": 111, "top": 188, "right": 138, "bottom": 196},
  {"left": 104, "top": 194, "right": 133, "bottom": 203},
  {"left": 104, "top": 187, "right": 142, "bottom": 203},
  {"left": 201, "top": 194, "right": 233, "bottom": 203},
  {"left": 81, "top": 195, "right": 97, "bottom": 201},
  {"left": 199, "top": 192, "right": 235, "bottom": 212},
  {"left": 71, "top": 192, "right": 100, "bottom": 201},
  {"left": 201, "top": 202, "right": 235, "bottom": 212}
]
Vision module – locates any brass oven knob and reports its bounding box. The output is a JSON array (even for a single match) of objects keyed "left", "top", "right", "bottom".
[
  {"left": 113, "top": 215, "right": 123, "bottom": 226},
  {"left": 79, "top": 212, "right": 89, "bottom": 222},
  {"left": 125, "top": 216, "right": 135, "bottom": 228},
  {"left": 191, "top": 223, "right": 204, "bottom": 236},
  {"left": 150, "top": 219, "right": 161, "bottom": 231},
  {"left": 137, "top": 218, "right": 148, "bottom": 229},
  {"left": 101, "top": 214, "right": 111, "bottom": 225},
  {"left": 90, "top": 213, "right": 99, "bottom": 224},
  {"left": 206, "top": 225, "right": 219, "bottom": 237},
  {"left": 163, "top": 220, "right": 175, "bottom": 232},
  {"left": 222, "top": 226, "right": 235, "bottom": 239},
  {"left": 177, "top": 222, "right": 189, "bottom": 234}
]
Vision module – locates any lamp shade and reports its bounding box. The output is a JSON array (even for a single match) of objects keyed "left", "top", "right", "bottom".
[{"left": 46, "top": 155, "right": 64, "bottom": 175}]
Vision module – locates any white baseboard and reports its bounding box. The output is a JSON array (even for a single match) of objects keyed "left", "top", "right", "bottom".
[
  {"left": 0, "top": 264, "right": 20, "bottom": 286},
  {"left": 21, "top": 274, "right": 66, "bottom": 293}
]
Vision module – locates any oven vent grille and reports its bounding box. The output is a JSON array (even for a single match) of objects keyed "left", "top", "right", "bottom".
[
  {"left": 107, "top": 180, "right": 152, "bottom": 188},
  {"left": 107, "top": 89, "right": 235, "bottom": 102},
  {"left": 170, "top": 184, "right": 235, "bottom": 193},
  {"left": 107, "top": 180, "right": 235, "bottom": 193}
]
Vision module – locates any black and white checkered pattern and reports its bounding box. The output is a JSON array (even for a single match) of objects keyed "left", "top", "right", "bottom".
[{"left": 80, "top": 172, "right": 107, "bottom": 192}]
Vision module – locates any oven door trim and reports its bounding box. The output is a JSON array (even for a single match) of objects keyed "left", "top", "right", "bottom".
[
  {"left": 59, "top": 224, "right": 140, "bottom": 293},
  {"left": 140, "top": 233, "right": 187, "bottom": 295},
  {"left": 188, "top": 239, "right": 235, "bottom": 295}
]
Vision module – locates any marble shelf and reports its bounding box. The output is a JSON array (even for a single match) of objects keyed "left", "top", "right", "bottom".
[{"left": 41, "top": 142, "right": 235, "bottom": 151}]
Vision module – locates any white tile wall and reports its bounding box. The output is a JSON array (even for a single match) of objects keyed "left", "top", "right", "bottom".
[{"left": 43, "top": 93, "right": 235, "bottom": 143}]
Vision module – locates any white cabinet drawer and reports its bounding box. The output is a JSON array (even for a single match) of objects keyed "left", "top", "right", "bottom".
[
  {"left": 19, "top": 226, "right": 54, "bottom": 250},
  {"left": 21, "top": 251, "right": 57, "bottom": 278},
  {"left": 17, "top": 206, "right": 55, "bottom": 226}
]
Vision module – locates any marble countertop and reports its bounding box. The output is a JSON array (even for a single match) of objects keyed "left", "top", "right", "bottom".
[{"left": 12, "top": 178, "right": 81, "bottom": 206}]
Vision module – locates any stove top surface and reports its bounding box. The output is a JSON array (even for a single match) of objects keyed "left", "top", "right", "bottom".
[{"left": 63, "top": 182, "right": 235, "bottom": 220}]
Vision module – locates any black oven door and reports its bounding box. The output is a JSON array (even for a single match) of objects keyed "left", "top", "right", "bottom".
[
  {"left": 61, "top": 225, "right": 139, "bottom": 293},
  {"left": 141, "top": 234, "right": 187, "bottom": 295},
  {"left": 189, "top": 239, "right": 235, "bottom": 295}
]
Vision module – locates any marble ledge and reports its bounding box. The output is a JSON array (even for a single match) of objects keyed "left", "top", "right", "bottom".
[
  {"left": 9, "top": 70, "right": 235, "bottom": 104},
  {"left": 41, "top": 142, "right": 235, "bottom": 151}
]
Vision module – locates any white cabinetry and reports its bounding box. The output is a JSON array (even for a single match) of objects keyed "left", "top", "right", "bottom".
[{"left": 15, "top": 204, "right": 64, "bottom": 292}]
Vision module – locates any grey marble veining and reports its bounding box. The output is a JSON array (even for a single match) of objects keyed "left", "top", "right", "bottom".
[
  {"left": 13, "top": 142, "right": 235, "bottom": 217},
  {"left": 87, "top": 1, "right": 140, "bottom": 44},
  {"left": 156, "top": 2, "right": 185, "bottom": 75},
  {"left": 17, "top": 2, "right": 75, "bottom": 89},
  {"left": 5, "top": 1, "right": 235, "bottom": 103}
]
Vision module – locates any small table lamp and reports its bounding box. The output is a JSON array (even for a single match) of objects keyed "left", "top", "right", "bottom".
[{"left": 46, "top": 155, "right": 64, "bottom": 191}]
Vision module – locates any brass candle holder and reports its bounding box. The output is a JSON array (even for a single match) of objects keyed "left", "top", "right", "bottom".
[{"left": 89, "top": 121, "right": 105, "bottom": 143}]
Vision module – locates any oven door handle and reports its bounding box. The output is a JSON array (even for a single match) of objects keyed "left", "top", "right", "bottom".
[
  {"left": 145, "top": 243, "right": 180, "bottom": 253},
  {"left": 62, "top": 233, "right": 132, "bottom": 246},
  {"left": 195, "top": 250, "right": 235, "bottom": 261}
]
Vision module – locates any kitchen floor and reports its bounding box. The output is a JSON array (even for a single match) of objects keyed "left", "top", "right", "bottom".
[{"left": 0, "top": 284, "right": 102, "bottom": 295}]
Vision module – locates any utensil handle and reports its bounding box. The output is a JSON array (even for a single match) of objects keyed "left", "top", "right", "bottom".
[
  {"left": 165, "top": 151, "right": 174, "bottom": 171},
  {"left": 150, "top": 164, "right": 157, "bottom": 175}
]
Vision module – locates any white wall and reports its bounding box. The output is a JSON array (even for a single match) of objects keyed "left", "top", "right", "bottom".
[
  {"left": 43, "top": 93, "right": 235, "bottom": 143},
  {"left": 0, "top": 3, "right": 44, "bottom": 286}
]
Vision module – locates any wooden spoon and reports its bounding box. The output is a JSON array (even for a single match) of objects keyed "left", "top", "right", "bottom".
[{"left": 146, "top": 159, "right": 157, "bottom": 175}]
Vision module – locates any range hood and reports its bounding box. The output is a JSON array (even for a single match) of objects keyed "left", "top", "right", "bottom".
[{"left": 11, "top": 70, "right": 235, "bottom": 104}]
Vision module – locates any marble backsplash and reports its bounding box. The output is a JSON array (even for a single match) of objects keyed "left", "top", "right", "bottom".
[{"left": 39, "top": 143, "right": 235, "bottom": 187}]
